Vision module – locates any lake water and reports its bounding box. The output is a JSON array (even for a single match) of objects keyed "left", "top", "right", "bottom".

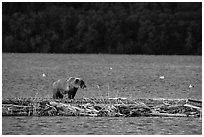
[{"left": 2, "top": 116, "right": 202, "bottom": 135}]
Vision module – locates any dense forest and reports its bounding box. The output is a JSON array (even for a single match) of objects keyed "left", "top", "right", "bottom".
[{"left": 2, "top": 2, "right": 202, "bottom": 55}]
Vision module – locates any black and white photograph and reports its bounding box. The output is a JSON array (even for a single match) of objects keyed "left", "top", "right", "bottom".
[{"left": 1, "top": 1, "right": 202, "bottom": 135}]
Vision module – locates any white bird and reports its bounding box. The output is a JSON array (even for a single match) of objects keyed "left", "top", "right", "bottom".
[
  {"left": 42, "top": 73, "right": 46, "bottom": 77},
  {"left": 189, "top": 84, "right": 193, "bottom": 88},
  {"left": 159, "top": 76, "right": 165, "bottom": 79}
]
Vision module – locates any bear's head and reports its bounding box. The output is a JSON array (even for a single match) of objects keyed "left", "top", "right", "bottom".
[{"left": 73, "top": 78, "right": 86, "bottom": 89}]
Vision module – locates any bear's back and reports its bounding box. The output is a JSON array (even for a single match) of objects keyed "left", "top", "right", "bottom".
[{"left": 53, "top": 77, "right": 75, "bottom": 90}]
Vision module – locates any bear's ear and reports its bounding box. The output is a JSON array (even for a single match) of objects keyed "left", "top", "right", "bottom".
[
  {"left": 75, "top": 78, "right": 79, "bottom": 83},
  {"left": 72, "top": 78, "right": 81, "bottom": 88}
]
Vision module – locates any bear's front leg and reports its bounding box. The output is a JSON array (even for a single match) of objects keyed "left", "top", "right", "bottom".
[
  {"left": 68, "top": 93, "right": 72, "bottom": 99},
  {"left": 53, "top": 89, "right": 64, "bottom": 99}
]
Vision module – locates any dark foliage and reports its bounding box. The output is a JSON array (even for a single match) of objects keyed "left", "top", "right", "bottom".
[{"left": 2, "top": 2, "right": 202, "bottom": 55}]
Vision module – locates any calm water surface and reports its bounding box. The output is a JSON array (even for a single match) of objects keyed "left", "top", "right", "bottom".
[{"left": 2, "top": 116, "right": 202, "bottom": 135}]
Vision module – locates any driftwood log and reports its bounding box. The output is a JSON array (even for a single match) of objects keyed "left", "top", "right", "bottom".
[{"left": 2, "top": 98, "right": 202, "bottom": 118}]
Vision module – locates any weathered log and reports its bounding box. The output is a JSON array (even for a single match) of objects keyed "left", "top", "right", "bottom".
[
  {"left": 188, "top": 99, "right": 202, "bottom": 104},
  {"left": 2, "top": 98, "right": 202, "bottom": 117},
  {"left": 79, "top": 113, "right": 98, "bottom": 117},
  {"left": 150, "top": 112, "right": 187, "bottom": 117},
  {"left": 2, "top": 104, "right": 33, "bottom": 116},
  {"left": 187, "top": 99, "right": 202, "bottom": 107},
  {"left": 184, "top": 104, "right": 202, "bottom": 112}
]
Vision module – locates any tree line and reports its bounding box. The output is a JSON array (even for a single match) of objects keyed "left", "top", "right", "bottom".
[{"left": 2, "top": 2, "right": 202, "bottom": 55}]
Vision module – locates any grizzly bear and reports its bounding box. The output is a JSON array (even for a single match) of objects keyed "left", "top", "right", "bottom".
[{"left": 52, "top": 77, "right": 86, "bottom": 99}]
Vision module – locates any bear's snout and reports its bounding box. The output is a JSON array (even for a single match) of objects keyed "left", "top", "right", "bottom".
[
  {"left": 81, "top": 84, "right": 86, "bottom": 89},
  {"left": 79, "top": 80, "right": 86, "bottom": 89}
]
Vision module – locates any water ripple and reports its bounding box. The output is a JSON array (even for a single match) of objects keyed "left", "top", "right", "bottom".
[{"left": 2, "top": 117, "right": 202, "bottom": 135}]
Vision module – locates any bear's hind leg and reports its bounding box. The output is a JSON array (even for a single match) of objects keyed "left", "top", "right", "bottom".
[{"left": 53, "top": 90, "right": 64, "bottom": 99}]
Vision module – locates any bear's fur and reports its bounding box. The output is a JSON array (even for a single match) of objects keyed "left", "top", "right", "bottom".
[{"left": 52, "top": 77, "right": 86, "bottom": 99}]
